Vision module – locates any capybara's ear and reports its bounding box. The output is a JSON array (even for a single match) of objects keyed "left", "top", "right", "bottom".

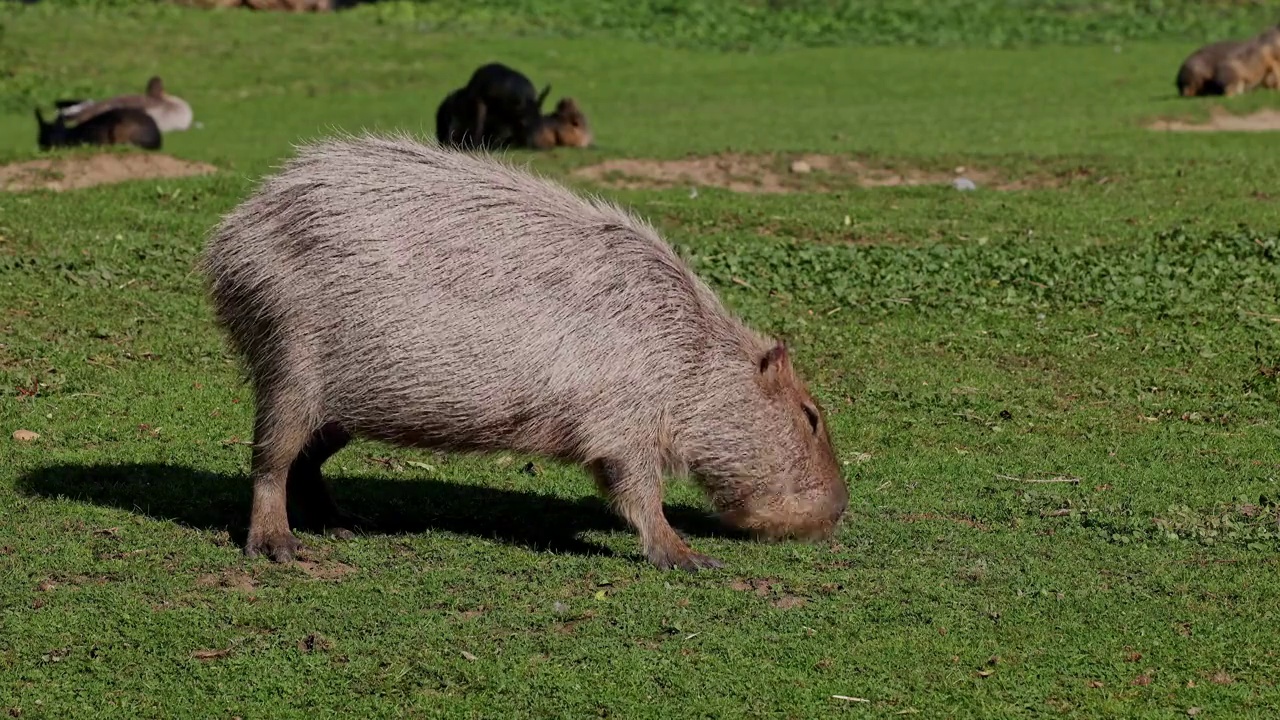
[{"left": 757, "top": 341, "right": 791, "bottom": 388}]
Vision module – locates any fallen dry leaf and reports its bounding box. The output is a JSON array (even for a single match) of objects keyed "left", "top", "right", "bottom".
[
  {"left": 11, "top": 429, "right": 38, "bottom": 442},
  {"left": 1086, "top": 680, "right": 1104, "bottom": 689},
  {"left": 976, "top": 669, "right": 994, "bottom": 678},
  {"left": 1209, "top": 670, "right": 1234, "bottom": 685},
  {"left": 1187, "top": 708, "right": 1201, "bottom": 717},
  {"left": 36, "top": 580, "right": 56, "bottom": 592},
  {"left": 460, "top": 650, "right": 477, "bottom": 662},
  {"left": 1131, "top": 673, "right": 1152, "bottom": 687},
  {"left": 1125, "top": 651, "right": 1144, "bottom": 662},
  {"left": 772, "top": 595, "right": 807, "bottom": 609},
  {"left": 192, "top": 648, "right": 231, "bottom": 661}
]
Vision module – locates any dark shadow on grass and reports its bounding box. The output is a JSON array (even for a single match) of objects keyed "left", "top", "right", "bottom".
[{"left": 16, "top": 463, "right": 740, "bottom": 561}]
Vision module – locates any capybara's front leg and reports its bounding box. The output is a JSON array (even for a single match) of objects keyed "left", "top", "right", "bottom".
[
  {"left": 590, "top": 459, "right": 723, "bottom": 572},
  {"left": 287, "top": 421, "right": 363, "bottom": 540}
]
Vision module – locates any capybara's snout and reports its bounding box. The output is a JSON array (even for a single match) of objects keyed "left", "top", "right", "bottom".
[{"left": 719, "top": 479, "right": 849, "bottom": 542}]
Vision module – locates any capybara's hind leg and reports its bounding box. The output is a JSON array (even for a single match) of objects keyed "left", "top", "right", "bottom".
[
  {"left": 589, "top": 459, "right": 723, "bottom": 572},
  {"left": 287, "top": 421, "right": 363, "bottom": 540},
  {"left": 245, "top": 396, "right": 312, "bottom": 562}
]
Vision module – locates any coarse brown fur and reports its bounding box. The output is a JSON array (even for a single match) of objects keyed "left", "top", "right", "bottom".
[
  {"left": 1177, "top": 39, "right": 1242, "bottom": 96},
  {"left": 200, "top": 133, "right": 848, "bottom": 572},
  {"left": 35, "top": 106, "right": 162, "bottom": 151},
  {"left": 1214, "top": 27, "right": 1280, "bottom": 96},
  {"left": 1177, "top": 26, "right": 1280, "bottom": 97}
]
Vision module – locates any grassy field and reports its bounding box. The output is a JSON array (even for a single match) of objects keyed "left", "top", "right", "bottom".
[{"left": 3, "top": 2, "right": 1280, "bottom": 718}]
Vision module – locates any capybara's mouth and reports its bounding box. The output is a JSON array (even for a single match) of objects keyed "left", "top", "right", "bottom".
[{"left": 718, "top": 502, "right": 844, "bottom": 543}]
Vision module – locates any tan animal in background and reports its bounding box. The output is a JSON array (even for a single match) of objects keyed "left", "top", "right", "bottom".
[
  {"left": 56, "top": 76, "right": 193, "bottom": 132},
  {"left": 1176, "top": 39, "right": 1242, "bottom": 96},
  {"left": 1177, "top": 25, "right": 1280, "bottom": 97},
  {"left": 1214, "top": 26, "right": 1280, "bottom": 96},
  {"left": 529, "top": 98, "right": 593, "bottom": 149}
]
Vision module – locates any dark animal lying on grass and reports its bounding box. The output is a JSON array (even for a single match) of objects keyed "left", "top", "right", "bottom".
[
  {"left": 35, "top": 106, "right": 162, "bottom": 151},
  {"left": 1177, "top": 25, "right": 1280, "bottom": 97},
  {"left": 200, "top": 134, "right": 849, "bottom": 572},
  {"left": 55, "top": 76, "right": 193, "bottom": 132},
  {"left": 435, "top": 62, "right": 551, "bottom": 149}
]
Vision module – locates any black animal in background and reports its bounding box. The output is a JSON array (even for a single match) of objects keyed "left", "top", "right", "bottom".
[
  {"left": 35, "top": 106, "right": 162, "bottom": 151},
  {"left": 436, "top": 62, "right": 551, "bottom": 149}
]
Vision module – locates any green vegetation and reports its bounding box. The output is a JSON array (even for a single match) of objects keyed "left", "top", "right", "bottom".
[{"left": 2, "top": 2, "right": 1280, "bottom": 718}]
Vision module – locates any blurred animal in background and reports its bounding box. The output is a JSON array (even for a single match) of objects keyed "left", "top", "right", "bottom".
[
  {"left": 56, "top": 76, "right": 193, "bottom": 132},
  {"left": 35, "top": 106, "right": 162, "bottom": 151},
  {"left": 1214, "top": 26, "right": 1280, "bottom": 96},
  {"left": 1177, "top": 25, "right": 1280, "bottom": 97},
  {"left": 528, "top": 97, "right": 594, "bottom": 149},
  {"left": 436, "top": 62, "right": 558, "bottom": 150}
]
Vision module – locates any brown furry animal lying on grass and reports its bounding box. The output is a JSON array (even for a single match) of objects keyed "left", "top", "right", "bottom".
[{"left": 528, "top": 98, "right": 594, "bottom": 149}]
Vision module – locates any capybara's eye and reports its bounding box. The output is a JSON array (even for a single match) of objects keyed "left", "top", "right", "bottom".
[{"left": 802, "top": 403, "right": 820, "bottom": 433}]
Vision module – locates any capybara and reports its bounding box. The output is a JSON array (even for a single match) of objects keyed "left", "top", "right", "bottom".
[
  {"left": 435, "top": 63, "right": 551, "bottom": 150},
  {"left": 1177, "top": 39, "right": 1242, "bottom": 96},
  {"left": 434, "top": 86, "right": 485, "bottom": 148},
  {"left": 528, "top": 97, "right": 593, "bottom": 149},
  {"left": 200, "top": 134, "right": 848, "bottom": 572},
  {"left": 56, "top": 76, "right": 193, "bottom": 132},
  {"left": 1214, "top": 27, "right": 1280, "bottom": 96},
  {"left": 35, "top": 106, "right": 161, "bottom": 151},
  {"left": 464, "top": 62, "right": 550, "bottom": 147}
]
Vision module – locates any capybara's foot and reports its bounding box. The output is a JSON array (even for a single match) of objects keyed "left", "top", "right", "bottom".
[
  {"left": 649, "top": 545, "right": 724, "bottom": 572},
  {"left": 245, "top": 530, "right": 303, "bottom": 562}
]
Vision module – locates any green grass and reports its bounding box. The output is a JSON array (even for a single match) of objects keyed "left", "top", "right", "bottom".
[{"left": 3, "top": 3, "right": 1280, "bottom": 718}]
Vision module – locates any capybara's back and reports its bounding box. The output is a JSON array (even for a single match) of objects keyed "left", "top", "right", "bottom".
[
  {"left": 1214, "top": 28, "right": 1279, "bottom": 96},
  {"left": 202, "top": 134, "right": 847, "bottom": 571}
]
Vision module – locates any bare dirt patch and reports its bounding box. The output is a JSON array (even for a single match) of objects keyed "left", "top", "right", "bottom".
[
  {"left": 1147, "top": 106, "right": 1280, "bottom": 132},
  {"left": 0, "top": 153, "right": 218, "bottom": 192},
  {"left": 571, "top": 153, "right": 1048, "bottom": 193},
  {"left": 195, "top": 569, "right": 258, "bottom": 592},
  {"left": 293, "top": 559, "right": 357, "bottom": 580}
]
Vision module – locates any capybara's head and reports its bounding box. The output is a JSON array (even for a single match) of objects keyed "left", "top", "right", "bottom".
[
  {"left": 146, "top": 76, "right": 165, "bottom": 98},
  {"left": 551, "top": 97, "right": 592, "bottom": 148},
  {"left": 700, "top": 341, "right": 847, "bottom": 542}
]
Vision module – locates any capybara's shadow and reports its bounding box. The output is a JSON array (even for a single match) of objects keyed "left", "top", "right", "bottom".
[{"left": 16, "top": 463, "right": 738, "bottom": 560}]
